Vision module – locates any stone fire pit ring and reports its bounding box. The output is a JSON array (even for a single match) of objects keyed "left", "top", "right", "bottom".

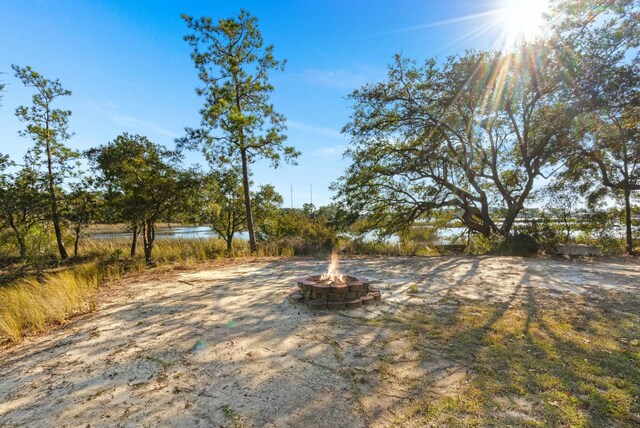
[{"left": 289, "top": 274, "right": 381, "bottom": 309}]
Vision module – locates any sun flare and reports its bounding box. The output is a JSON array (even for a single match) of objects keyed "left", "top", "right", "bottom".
[{"left": 498, "top": 0, "right": 550, "bottom": 46}]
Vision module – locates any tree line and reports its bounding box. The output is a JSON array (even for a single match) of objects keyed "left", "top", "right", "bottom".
[
  {"left": 0, "top": 10, "right": 308, "bottom": 267},
  {"left": 1, "top": 1, "right": 638, "bottom": 266}
]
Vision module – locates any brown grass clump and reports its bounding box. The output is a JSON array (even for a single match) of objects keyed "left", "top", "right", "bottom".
[{"left": 0, "top": 263, "right": 100, "bottom": 343}]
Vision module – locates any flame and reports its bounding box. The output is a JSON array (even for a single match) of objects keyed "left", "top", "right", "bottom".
[
  {"left": 320, "top": 251, "right": 342, "bottom": 283},
  {"left": 327, "top": 251, "right": 340, "bottom": 276}
]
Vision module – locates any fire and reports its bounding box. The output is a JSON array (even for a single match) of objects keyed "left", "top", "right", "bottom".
[
  {"left": 320, "top": 251, "right": 343, "bottom": 284},
  {"left": 318, "top": 274, "right": 346, "bottom": 285},
  {"left": 327, "top": 251, "right": 339, "bottom": 276}
]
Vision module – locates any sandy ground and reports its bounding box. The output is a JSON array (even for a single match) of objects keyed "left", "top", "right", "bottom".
[{"left": 1, "top": 256, "right": 639, "bottom": 427}]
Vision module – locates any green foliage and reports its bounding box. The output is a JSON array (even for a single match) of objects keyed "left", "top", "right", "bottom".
[
  {"left": 552, "top": 0, "right": 640, "bottom": 254},
  {"left": 87, "top": 133, "right": 201, "bottom": 265},
  {"left": 199, "top": 168, "right": 247, "bottom": 251},
  {"left": 180, "top": 10, "right": 299, "bottom": 252},
  {"left": 0, "top": 163, "right": 49, "bottom": 260},
  {"left": 258, "top": 207, "right": 337, "bottom": 255},
  {"left": 64, "top": 177, "right": 102, "bottom": 257},
  {"left": 512, "top": 217, "right": 563, "bottom": 253},
  {"left": 335, "top": 43, "right": 574, "bottom": 240},
  {"left": 13, "top": 65, "right": 79, "bottom": 260},
  {"left": 501, "top": 233, "right": 540, "bottom": 257},
  {"left": 194, "top": 168, "right": 283, "bottom": 252}
]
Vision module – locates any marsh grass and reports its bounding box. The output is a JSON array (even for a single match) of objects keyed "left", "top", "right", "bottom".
[
  {"left": 0, "top": 236, "right": 283, "bottom": 344},
  {"left": 0, "top": 234, "right": 319, "bottom": 344},
  {"left": 384, "top": 289, "right": 640, "bottom": 427},
  {"left": 0, "top": 263, "right": 100, "bottom": 343}
]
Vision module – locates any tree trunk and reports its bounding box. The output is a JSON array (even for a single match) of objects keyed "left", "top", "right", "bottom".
[
  {"left": 130, "top": 224, "right": 138, "bottom": 257},
  {"left": 73, "top": 224, "right": 81, "bottom": 258},
  {"left": 17, "top": 235, "right": 27, "bottom": 260},
  {"left": 142, "top": 220, "right": 155, "bottom": 266},
  {"left": 8, "top": 217, "right": 27, "bottom": 260},
  {"left": 624, "top": 188, "right": 634, "bottom": 255},
  {"left": 44, "top": 139, "right": 68, "bottom": 260},
  {"left": 226, "top": 233, "right": 233, "bottom": 253},
  {"left": 564, "top": 214, "right": 571, "bottom": 243},
  {"left": 462, "top": 202, "right": 496, "bottom": 238},
  {"left": 501, "top": 212, "right": 517, "bottom": 237},
  {"left": 241, "top": 148, "right": 257, "bottom": 253}
]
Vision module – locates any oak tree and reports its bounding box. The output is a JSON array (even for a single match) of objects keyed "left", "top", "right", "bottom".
[
  {"left": 553, "top": 0, "right": 640, "bottom": 254},
  {"left": 88, "top": 134, "right": 199, "bottom": 265},
  {"left": 335, "top": 45, "right": 573, "bottom": 238}
]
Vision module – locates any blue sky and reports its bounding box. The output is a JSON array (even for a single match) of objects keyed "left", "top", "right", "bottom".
[{"left": 0, "top": 0, "right": 517, "bottom": 207}]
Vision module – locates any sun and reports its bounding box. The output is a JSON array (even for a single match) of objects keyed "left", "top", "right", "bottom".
[{"left": 497, "top": 0, "right": 550, "bottom": 47}]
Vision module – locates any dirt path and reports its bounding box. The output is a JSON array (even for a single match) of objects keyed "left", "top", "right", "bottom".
[{"left": 1, "top": 256, "right": 639, "bottom": 427}]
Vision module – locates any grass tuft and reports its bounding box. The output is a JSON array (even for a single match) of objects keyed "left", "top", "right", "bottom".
[{"left": 0, "top": 264, "right": 99, "bottom": 342}]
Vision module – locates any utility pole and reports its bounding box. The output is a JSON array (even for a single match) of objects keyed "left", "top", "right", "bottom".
[
  {"left": 310, "top": 183, "right": 313, "bottom": 206},
  {"left": 290, "top": 184, "right": 293, "bottom": 209}
]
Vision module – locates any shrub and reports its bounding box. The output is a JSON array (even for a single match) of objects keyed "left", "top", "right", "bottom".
[
  {"left": 502, "top": 233, "right": 540, "bottom": 256},
  {"left": 512, "top": 217, "right": 562, "bottom": 253},
  {"left": 466, "top": 233, "right": 501, "bottom": 255}
]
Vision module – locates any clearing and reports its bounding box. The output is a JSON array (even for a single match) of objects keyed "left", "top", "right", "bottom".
[{"left": 1, "top": 256, "right": 639, "bottom": 427}]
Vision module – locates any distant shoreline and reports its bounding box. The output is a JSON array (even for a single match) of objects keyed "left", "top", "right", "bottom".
[{"left": 86, "top": 223, "right": 197, "bottom": 235}]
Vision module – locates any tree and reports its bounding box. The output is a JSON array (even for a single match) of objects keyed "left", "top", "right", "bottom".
[
  {"left": 13, "top": 65, "right": 78, "bottom": 260},
  {"left": 257, "top": 206, "right": 337, "bottom": 254},
  {"left": 198, "top": 168, "right": 284, "bottom": 253},
  {"left": 552, "top": 0, "right": 640, "bottom": 254},
  {"left": 201, "top": 168, "right": 247, "bottom": 253},
  {"left": 88, "top": 134, "right": 200, "bottom": 265},
  {"left": 0, "top": 160, "right": 49, "bottom": 260},
  {"left": 252, "top": 183, "right": 284, "bottom": 237},
  {"left": 65, "top": 178, "right": 101, "bottom": 258},
  {"left": 563, "top": 106, "right": 640, "bottom": 253},
  {"left": 180, "top": 10, "right": 299, "bottom": 253},
  {"left": 335, "top": 45, "right": 573, "bottom": 239},
  {"left": 544, "top": 181, "right": 583, "bottom": 243}
]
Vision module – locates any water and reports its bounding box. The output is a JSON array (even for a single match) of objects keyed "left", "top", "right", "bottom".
[
  {"left": 89, "top": 226, "right": 249, "bottom": 241},
  {"left": 90, "top": 225, "right": 463, "bottom": 244}
]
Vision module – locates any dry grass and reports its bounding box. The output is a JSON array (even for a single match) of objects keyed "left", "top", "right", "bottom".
[
  {"left": 0, "top": 236, "right": 300, "bottom": 344},
  {"left": 0, "top": 263, "right": 100, "bottom": 343}
]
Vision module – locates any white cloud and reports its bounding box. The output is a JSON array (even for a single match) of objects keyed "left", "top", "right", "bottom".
[
  {"left": 110, "top": 113, "right": 178, "bottom": 139},
  {"left": 85, "top": 99, "right": 178, "bottom": 139},
  {"left": 311, "top": 145, "right": 346, "bottom": 160},
  {"left": 300, "top": 68, "right": 370, "bottom": 90},
  {"left": 287, "top": 120, "right": 342, "bottom": 139}
]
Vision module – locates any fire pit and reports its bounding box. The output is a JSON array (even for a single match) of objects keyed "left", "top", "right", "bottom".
[{"left": 289, "top": 273, "right": 381, "bottom": 309}]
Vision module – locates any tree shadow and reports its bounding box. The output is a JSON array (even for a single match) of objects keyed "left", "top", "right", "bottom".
[{"left": 401, "top": 261, "right": 640, "bottom": 426}]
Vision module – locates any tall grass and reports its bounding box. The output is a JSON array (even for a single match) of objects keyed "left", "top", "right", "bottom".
[
  {"left": 0, "top": 236, "right": 298, "bottom": 344},
  {"left": 0, "top": 263, "right": 100, "bottom": 342}
]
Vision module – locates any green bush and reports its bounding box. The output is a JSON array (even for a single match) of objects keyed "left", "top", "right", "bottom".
[
  {"left": 512, "top": 217, "right": 562, "bottom": 253},
  {"left": 258, "top": 209, "right": 337, "bottom": 254},
  {"left": 502, "top": 233, "right": 540, "bottom": 256}
]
